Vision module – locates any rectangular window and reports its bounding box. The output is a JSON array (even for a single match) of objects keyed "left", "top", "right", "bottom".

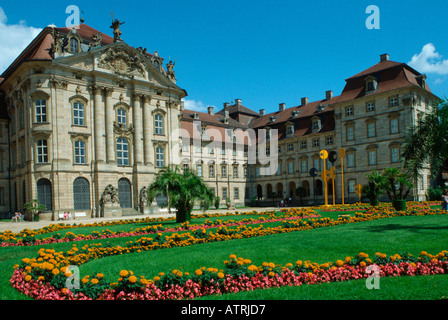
[
  {"left": 313, "top": 158, "right": 320, "bottom": 171},
  {"left": 288, "top": 161, "right": 294, "bottom": 174},
  {"left": 35, "top": 99, "right": 47, "bottom": 123},
  {"left": 389, "top": 96, "right": 398, "bottom": 107},
  {"left": 390, "top": 118, "right": 399, "bottom": 134},
  {"left": 73, "top": 102, "right": 85, "bottom": 126},
  {"left": 287, "top": 143, "right": 294, "bottom": 151},
  {"left": 346, "top": 107, "right": 353, "bottom": 116},
  {"left": 367, "top": 123, "right": 376, "bottom": 138},
  {"left": 244, "top": 166, "right": 248, "bottom": 178},
  {"left": 313, "top": 138, "right": 319, "bottom": 147},
  {"left": 222, "top": 187, "right": 227, "bottom": 199},
  {"left": 346, "top": 126, "right": 354, "bottom": 141},
  {"left": 366, "top": 101, "right": 375, "bottom": 112},
  {"left": 233, "top": 166, "right": 238, "bottom": 178},
  {"left": 156, "top": 147, "right": 164, "bottom": 167},
  {"left": 209, "top": 165, "right": 215, "bottom": 178},
  {"left": 37, "top": 139, "right": 48, "bottom": 163},
  {"left": 347, "top": 153, "right": 355, "bottom": 167},
  {"left": 155, "top": 114, "right": 164, "bottom": 135},
  {"left": 221, "top": 165, "right": 227, "bottom": 178},
  {"left": 74, "top": 140, "right": 86, "bottom": 164},
  {"left": 326, "top": 136, "right": 333, "bottom": 145},
  {"left": 183, "top": 164, "right": 189, "bottom": 171},
  {"left": 391, "top": 148, "right": 400, "bottom": 163},
  {"left": 256, "top": 167, "right": 260, "bottom": 177},
  {"left": 276, "top": 163, "right": 281, "bottom": 175},
  {"left": 301, "top": 159, "right": 307, "bottom": 173},
  {"left": 197, "top": 164, "right": 203, "bottom": 177},
  {"left": 368, "top": 150, "right": 377, "bottom": 165},
  {"left": 234, "top": 188, "right": 239, "bottom": 199},
  {"left": 348, "top": 180, "right": 356, "bottom": 193},
  {"left": 301, "top": 141, "right": 307, "bottom": 149}
]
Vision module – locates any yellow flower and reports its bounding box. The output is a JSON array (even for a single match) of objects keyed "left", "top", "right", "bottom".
[
  {"left": 154, "top": 276, "right": 160, "bottom": 281},
  {"left": 195, "top": 269, "right": 203, "bottom": 276},
  {"left": 218, "top": 272, "right": 225, "bottom": 279},
  {"left": 237, "top": 260, "right": 244, "bottom": 266},
  {"left": 52, "top": 268, "right": 60, "bottom": 275},
  {"left": 229, "top": 254, "right": 237, "bottom": 260},
  {"left": 243, "top": 259, "right": 251, "bottom": 264},
  {"left": 96, "top": 273, "right": 104, "bottom": 279},
  {"left": 119, "top": 270, "right": 129, "bottom": 278},
  {"left": 335, "top": 260, "right": 344, "bottom": 267},
  {"left": 91, "top": 278, "right": 99, "bottom": 285},
  {"left": 268, "top": 271, "right": 275, "bottom": 277},
  {"left": 128, "top": 275, "right": 137, "bottom": 283},
  {"left": 296, "top": 260, "right": 303, "bottom": 266}
]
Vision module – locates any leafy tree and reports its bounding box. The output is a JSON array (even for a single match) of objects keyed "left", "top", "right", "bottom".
[
  {"left": 402, "top": 98, "right": 448, "bottom": 183},
  {"left": 362, "top": 170, "right": 384, "bottom": 205},
  {"left": 24, "top": 199, "right": 46, "bottom": 221},
  {"left": 381, "top": 167, "right": 413, "bottom": 201},
  {"left": 147, "top": 167, "right": 214, "bottom": 223}
]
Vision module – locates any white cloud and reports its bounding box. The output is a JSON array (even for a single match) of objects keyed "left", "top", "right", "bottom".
[
  {"left": 182, "top": 98, "right": 214, "bottom": 112},
  {"left": 0, "top": 7, "right": 42, "bottom": 74},
  {"left": 408, "top": 43, "right": 448, "bottom": 75}
]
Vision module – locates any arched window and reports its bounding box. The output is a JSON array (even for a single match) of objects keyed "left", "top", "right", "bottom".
[
  {"left": 73, "top": 102, "right": 85, "bottom": 125},
  {"left": 74, "top": 140, "right": 86, "bottom": 164},
  {"left": 37, "top": 139, "right": 48, "bottom": 163},
  {"left": 118, "top": 178, "right": 132, "bottom": 208},
  {"left": 117, "top": 137, "right": 129, "bottom": 166},
  {"left": 117, "top": 108, "right": 127, "bottom": 128},
  {"left": 154, "top": 114, "right": 163, "bottom": 135},
  {"left": 37, "top": 178, "right": 52, "bottom": 211},
  {"left": 156, "top": 147, "right": 164, "bottom": 167},
  {"left": 73, "top": 177, "right": 90, "bottom": 210},
  {"left": 70, "top": 37, "right": 79, "bottom": 53}
]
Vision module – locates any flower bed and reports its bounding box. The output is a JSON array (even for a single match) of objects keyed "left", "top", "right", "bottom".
[
  {"left": 10, "top": 250, "right": 448, "bottom": 300},
  {"left": 9, "top": 204, "right": 448, "bottom": 300}
]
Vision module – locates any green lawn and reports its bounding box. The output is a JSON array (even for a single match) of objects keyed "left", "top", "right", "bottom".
[{"left": 1, "top": 209, "right": 447, "bottom": 300}]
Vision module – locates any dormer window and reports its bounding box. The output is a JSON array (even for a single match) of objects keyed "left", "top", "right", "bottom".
[
  {"left": 286, "top": 123, "right": 295, "bottom": 137},
  {"left": 69, "top": 37, "right": 80, "bottom": 53},
  {"left": 311, "top": 116, "right": 321, "bottom": 132},
  {"left": 365, "top": 76, "right": 378, "bottom": 93}
]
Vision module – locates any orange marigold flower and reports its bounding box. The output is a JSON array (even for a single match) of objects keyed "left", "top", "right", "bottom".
[
  {"left": 128, "top": 275, "right": 137, "bottom": 283},
  {"left": 119, "top": 270, "right": 129, "bottom": 278}
]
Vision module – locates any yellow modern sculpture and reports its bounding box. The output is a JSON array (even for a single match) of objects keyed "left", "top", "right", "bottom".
[
  {"left": 338, "top": 148, "right": 345, "bottom": 205},
  {"left": 319, "top": 150, "right": 329, "bottom": 206}
]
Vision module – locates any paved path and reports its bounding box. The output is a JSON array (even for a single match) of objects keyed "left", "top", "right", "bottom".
[{"left": 0, "top": 207, "right": 280, "bottom": 233}]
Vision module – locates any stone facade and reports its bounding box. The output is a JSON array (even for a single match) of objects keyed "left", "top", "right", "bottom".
[{"left": 0, "top": 23, "right": 440, "bottom": 219}]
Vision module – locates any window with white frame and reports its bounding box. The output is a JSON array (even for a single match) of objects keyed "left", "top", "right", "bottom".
[
  {"left": 37, "top": 139, "right": 48, "bottom": 163},
  {"left": 197, "top": 164, "right": 203, "bottom": 177},
  {"left": 74, "top": 140, "right": 86, "bottom": 164},
  {"left": 73, "top": 102, "right": 85, "bottom": 126},
  {"left": 389, "top": 96, "right": 398, "bottom": 107},
  {"left": 222, "top": 187, "right": 227, "bottom": 199},
  {"left": 346, "top": 107, "right": 353, "bottom": 116},
  {"left": 117, "top": 108, "right": 127, "bottom": 128},
  {"left": 301, "top": 140, "right": 307, "bottom": 149},
  {"left": 69, "top": 37, "right": 79, "bottom": 53},
  {"left": 366, "top": 101, "right": 375, "bottom": 112},
  {"left": 209, "top": 165, "right": 215, "bottom": 178},
  {"left": 234, "top": 187, "right": 239, "bottom": 199},
  {"left": 313, "top": 138, "right": 320, "bottom": 147},
  {"left": 326, "top": 136, "right": 333, "bottom": 145},
  {"left": 287, "top": 143, "right": 294, "bottom": 151},
  {"left": 233, "top": 166, "right": 238, "bottom": 178},
  {"left": 313, "top": 158, "right": 320, "bottom": 171},
  {"left": 35, "top": 99, "right": 47, "bottom": 123},
  {"left": 116, "top": 137, "right": 129, "bottom": 166},
  {"left": 156, "top": 147, "right": 164, "bottom": 167},
  {"left": 155, "top": 114, "right": 163, "bottom": 135},
  {"left": 221, "top": 165, "right": 227, "bottom": 178}
]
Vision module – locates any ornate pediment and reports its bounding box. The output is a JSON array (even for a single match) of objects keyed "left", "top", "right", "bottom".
[
  {"left": 97, "top": 47, "right": 146, "bottom": 78},
  {"left": 113, "top": 121, "right": 134, "bottom": 140}
]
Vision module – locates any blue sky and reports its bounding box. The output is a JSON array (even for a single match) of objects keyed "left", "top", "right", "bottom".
[{"left": 1, "top": 0, "right": 447, "bottom": 113}]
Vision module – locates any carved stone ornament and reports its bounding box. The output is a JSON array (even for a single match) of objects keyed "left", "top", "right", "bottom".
[
  {"left": 89, "top": 32, "right": 103, "bottom": 49},
  {"left": 100, "top": 184, "right": 120, "bottom": 206},
  {"left": 113, "top": 121, "right": 134, "bottom": 140},
  {"left": 97, "top": 47, "right": 145, "bottom": 77}
]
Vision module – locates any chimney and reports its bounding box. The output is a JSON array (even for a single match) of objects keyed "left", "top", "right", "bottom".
[
  {"left": 301, "top": 97, "right": 309, "bottom": 106},
  {"left": 224, "top": 110, "right": 229, "bottom": 119},
  {"left": 207, "top": 106, "right": 214, "bottom": 115},
  {"left": 235, "top": 99, "right": 242, "bottom": 106},
  {"left": 279, "top": 103, "right": 286, "bottom": 112},
  {"left": 380, "top": 53, "right": 389, "bottom": 62},
  {"left": 325, "top": 90, "right": 333, "bottom": 100},
  {"left": 259, "top": 109, "right": 265, "bottom": 116}
]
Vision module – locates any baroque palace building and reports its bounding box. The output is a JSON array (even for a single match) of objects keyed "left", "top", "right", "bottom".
[{"left": 0, "top": 21, "right": 439, "bottom": 220}]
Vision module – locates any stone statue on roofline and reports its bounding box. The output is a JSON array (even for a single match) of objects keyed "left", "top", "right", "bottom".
[
  {"left": 166, "top": 59, "right": 176, "bottom": 81},
  {"left": 111, "top": 18, "right": 125, "bottom": 42}
]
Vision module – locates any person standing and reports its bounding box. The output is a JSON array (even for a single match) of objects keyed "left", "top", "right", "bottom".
[{"left": 442, "top": 189, "right": 448, "bottom": 211}]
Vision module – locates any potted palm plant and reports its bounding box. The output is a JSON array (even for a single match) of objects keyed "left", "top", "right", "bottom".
[
  {"left": 381, "top": 167, "right": 413, "bottom": 211},
  {"left": 24, "top": 199, "right": 46, "bottom": 221},
  {"left": 362, "top": 170, "right": 383, "bottom": 206}
]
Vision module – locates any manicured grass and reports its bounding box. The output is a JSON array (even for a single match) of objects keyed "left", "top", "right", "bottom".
[
  {"left": 78, "top": 214, "right": 448, "bottom": 300},
  {"left": 2, "top": 208, "right": 447, "bottom": 300}
]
